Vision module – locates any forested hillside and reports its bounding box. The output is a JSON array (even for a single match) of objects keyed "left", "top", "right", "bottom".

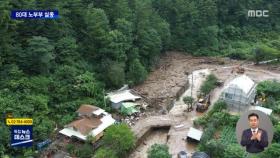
[{"left": 0, "top": 0, "right": 280, "bottom": 156}]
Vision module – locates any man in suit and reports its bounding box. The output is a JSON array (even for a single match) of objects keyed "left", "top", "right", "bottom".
[{"left": 241, "top": 113, "right": 268, "bottom": 153}]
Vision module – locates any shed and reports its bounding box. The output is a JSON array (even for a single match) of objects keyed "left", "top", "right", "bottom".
[
  {"left": 220, "top": 75, "right": 256, "bottom": 111},
  {"left": 108, "top": 90, "right": 141, "bottom": 109},
  {"left": 192, "top": 152, "right": 210, "bottom": 158},
  {"left": 186, "top": 127, "right": 203, "bottom": 142},
  {"left": 120, "top": 102, "right": 140, "bottom": 115}
]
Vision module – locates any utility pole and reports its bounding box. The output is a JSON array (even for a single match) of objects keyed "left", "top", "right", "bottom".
[{"left": 191, "top": 72, "right": 193, "bottom": 98}]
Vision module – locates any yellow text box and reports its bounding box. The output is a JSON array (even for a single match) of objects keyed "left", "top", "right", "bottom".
[{"left": 6, "top": 118, "right": 33, "bottom": 125}]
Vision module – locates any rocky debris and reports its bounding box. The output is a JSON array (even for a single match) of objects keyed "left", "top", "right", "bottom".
[
  {"left": 133, "top": 52, "right": 240, "bottom": 110},
  {"left": 121, "top": 112, "right": 146, "bottom": 127}
]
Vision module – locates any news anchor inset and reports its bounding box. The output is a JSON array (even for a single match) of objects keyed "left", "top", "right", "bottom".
[{"left": 240, "top": 113, "right": 268, "bottom": 153}]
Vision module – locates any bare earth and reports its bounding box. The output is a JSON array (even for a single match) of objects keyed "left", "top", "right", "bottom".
[{"left": 130, "top": 52, "right": 280, "bottom": 158}]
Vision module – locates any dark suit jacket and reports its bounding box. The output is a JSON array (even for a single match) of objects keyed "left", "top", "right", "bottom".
[{"left": 240, "top": 128, "right": 268, "bottom": 153}]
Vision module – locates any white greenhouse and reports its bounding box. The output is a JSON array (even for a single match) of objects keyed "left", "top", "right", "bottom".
[{"left": 220, "top": 75, "right": 256, "bottom": 111}]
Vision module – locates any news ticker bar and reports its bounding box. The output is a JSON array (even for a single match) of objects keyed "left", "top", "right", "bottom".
[
  {"left": 11, "top": 10, "right": 59, "bottom": 19},
  {"left": 6, "top": 118, "right": 33, "bottom": 125}
]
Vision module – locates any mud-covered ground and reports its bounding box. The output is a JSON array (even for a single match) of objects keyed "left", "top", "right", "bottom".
[{"left": 130, "top": 52, "right": 280, "bottom": 158}]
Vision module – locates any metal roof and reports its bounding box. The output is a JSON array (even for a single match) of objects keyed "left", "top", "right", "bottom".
[
  {"left": 59, "top": 113, "right": 115, "bottom": 140},
  {"left": 252, "top": 106, "right": 273, "bottom": 115},
  {"left": 226, "top": 75, "right": 255, "bottom": 94},
  {"left": 108, "top": 90, "right": 141, "bottom": 103},
  {"left": 187, "top": 127, "right": 203, "bottom": 141},
  {"left": 76, "top": 104, "right": 99, "bottom": 115},
  {"left": 92, "top": 108, "right": 105, "bottom": 116},
  {"left": 178, "top": 151, "right": 187, "bottom": 158},
  {"left": 192, "top": 152, "right": 210, "bottom": 158}
]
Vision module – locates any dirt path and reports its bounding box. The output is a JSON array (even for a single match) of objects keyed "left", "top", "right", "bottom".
[
  {"left": 169, "top": 69, "right": 210, "bottom": 116},
  {"left": 131, "top": 69, "right": 210, "bottom": 158},
  {"left": 167, "top": 69, "right": 210, "bottom": 157}
]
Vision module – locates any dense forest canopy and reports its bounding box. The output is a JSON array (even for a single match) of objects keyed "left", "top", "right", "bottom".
[{"left": 0, "top": 0, "right": 280, "bottom": 156}]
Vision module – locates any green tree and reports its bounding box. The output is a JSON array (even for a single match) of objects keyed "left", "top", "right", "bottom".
[
  {"left": 76, "top": 143, "right": 94, "bottom": 158},
  {"left": 138, "top": 28, "right": 162, "bottom": 68},
  {"left": 195, "top": 25, "right": 219, "bottom": 55},
  {"left": 0, "top": 1, "right": 19, "bottom": 65},
  {"left": 0, "top": 123, "right": 9, "bottom": 156},
  {"left": 55, "top": 36, "right": 79, "bottom": 64},
  {"left": 105, "top": 62, "right": 126, "bottom": 88},
  {"left": 134, "top": 0, "right": 163, "bottom": 68},
  {"left": 148, "top": 144, "right": 171, "bottom": 158},
  {"left": 115, "top": 18, "right": 133, "bottom": 49},
  {"left": 106, "top": 30, "right": 128, "bottom": 62},
  {"left": 94, "top": 148, "right": 118, "bottom": 158},
  {"left": 94, "top": 0, "right": 132, "bottom": 25},
  {"left": 22, "top": 36, "right": 54, "bottom": 74},
  {"left": 102, "top": 123, "right": 135, "bottom": 157},
  {"left": 199, "top": 124, "right": 216, "bottom": 144},
  {"left": 33, "top": 117, "right": 54, "bottom": 141},
  {"left": 127, "top": 59, "right": 148, "bottom": 85},
  {"left": 60, "top": 114, "right": 76, "bottom": 126},
  {"left": 260, "top": 143, "right": 280, "bottom": 158},
  {"left": 23, "top": 149, "right": 34, "bottom": 157},
  {"left": 256, "top": 80, "right": 280, "bottom": 99},
  {"left": 201, "top": 139, "right": 225, "bottom": 158},
  {"left": 254, "top": 45, "right": 280, "bottom": 64},
  {"left": 183, "top": 96, "right": 194, "bottom": 111},
  {"left": 66, "top": 144, "right": 75, "bottom": 155},
  {"left": 209, "top": 112, "right": 231, "bottom": 127},
  {"left": 200, "top": 74, "right": 218, "bottom": 95},
  {"left": 149, "top": 13, "right": 171, "bottom": 51},
  {"left": 84, "top": 7, "right": 110, "bottom": 60},
  {"left": 74, "top": 71, "right": 104, "bottom": 98},
  {"left": 208, "top": 100, "right": 227, "bottom": 116},
  {"left": 224, "top": 144, "right": 246, "bottom": 158},
  {"left": 22, "top": 94, "right": 50, "bottom": 115},
  {"left": 273, "top": 124, "right": 280, "bottom": 143}
]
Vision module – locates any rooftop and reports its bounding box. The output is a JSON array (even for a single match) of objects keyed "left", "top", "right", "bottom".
[
  {"left": 251, "top": 106, "right": 273, "bottom": 115},
  {"left": 187, "top": 127, "right": 203, "bottom": 141},
  {"left": 59, "top": 105, "right": 115, "bottom": 141},
  {"left": 108, "top": 90, "right": 141, "bottom": 103},
  {"left": 226, "top": 75, "right": 255, "bottom": 94},
  {"left": 192, "top": 152, "right": 210, "bottom": 158},
  {"left": 76, "top": 104, "right": 99, "bottom": 115},
  {"left": 66, "top": 117, "right": 102, "bottom": 135}
]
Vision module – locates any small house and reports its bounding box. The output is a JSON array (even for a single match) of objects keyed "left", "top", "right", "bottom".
[
  {"left": 59, "top": 105, "right": 115, "bottom": 142},
  {"left": 107, "top": 90, "right": 141, "bottom": 109}
]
